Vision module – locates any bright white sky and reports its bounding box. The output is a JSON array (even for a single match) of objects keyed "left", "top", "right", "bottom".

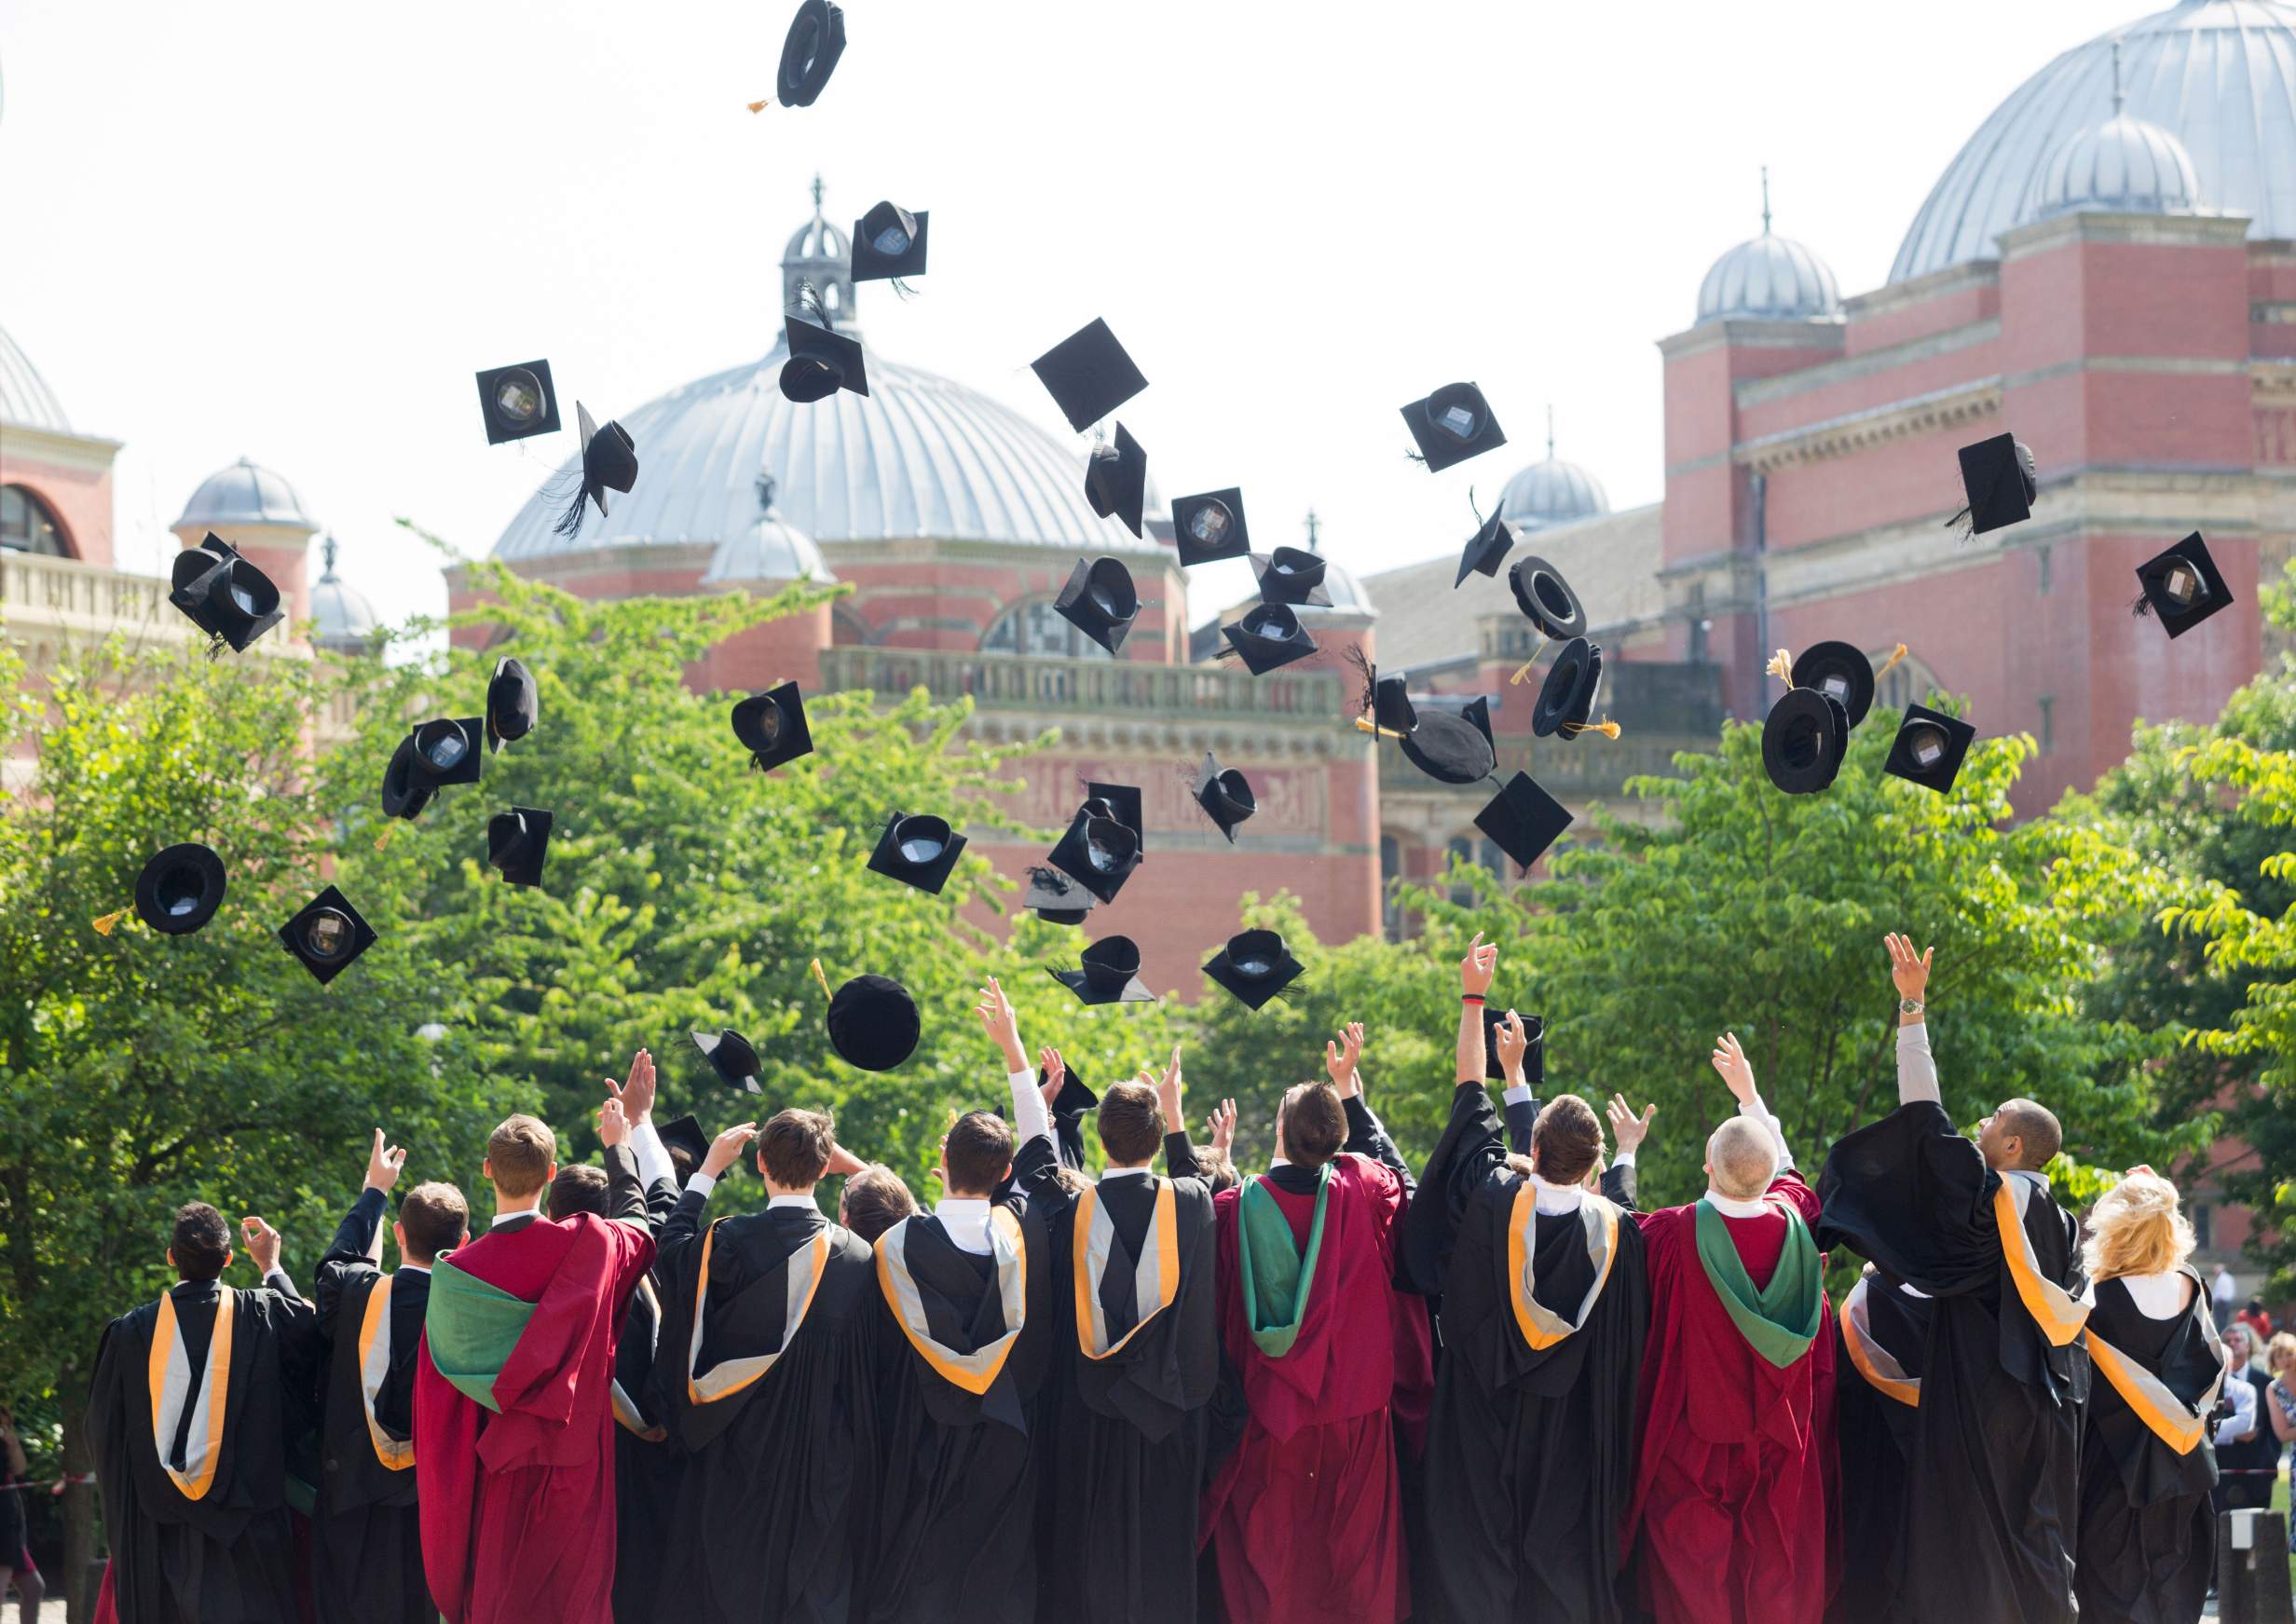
[{"left": 2, "top": 0, "right": 2116, "bottom": 633}]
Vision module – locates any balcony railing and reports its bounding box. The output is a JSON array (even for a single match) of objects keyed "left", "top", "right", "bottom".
[
  {"left": 819, "top": 647, "right": 1346, "bottom": 720},
  {"left": 1, "top": 548, "right": 177, "bottom": 632}
]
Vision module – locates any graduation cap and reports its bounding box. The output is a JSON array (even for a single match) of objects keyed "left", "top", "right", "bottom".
[
  {"left": 1192, "top": 753, "right": 1255, "bottom": 841},
  {"left": 1049, "top": 935, "right": 1156, "bottom": 1005},
  {"left": 781, "top": 312, "right": 869, "bottom": 403},
  {"left": 170, "top": 534, "right": 283, "bottom": 653},
  {"left": 1021, "top": 865, "right": 1096, "bottom": 925},
  {"left": 1046, "top": 1062, "right": 1099, "bottom": 1120},
  {"left": 2134, "top": 532, "right": 2232, "bottom": 639},
  {"left": 474, "top": 361, "right": 560, "bottom": 445},
  {"left": 1047, "top": 802, "right": 1141, "bottom": 905},
  {"left": 1456, "top": 511, "right": 1515, "bottom": 588},
  {"left": 1951, "top": 432, "right": 2036, "bottom": 537},
  {"left": 1084, "top": 780, "right": 1145, "bottom": 850},
  {"left": 868, "top": 812, "right": 967, "bottom": 894},
  {"left": 1400, "top": 697, "right": 1498, "bottom": 785},
  {"left": 655, "top": 1114, "right": 712, "bottom": 1183},
  {"left": 379, "top": 734, "right": 436, "bottom": 823},
  {"left": 1085, "top": 423, "right": 1147, "bottom": 539},
  {"left": 1373, "top": 675, "right": 1416, "bottom": 736},
  {"left": 1790, "top": 641, "right": 1876, "bottom": 730},
  {"left": 1762, "top": 687, "right": 1851, "bottom": 795},
  {"left": 691, "top": 1028, "right": 762, "bottom": 1093},
  {"left": 1479, "top": 1005, "right": 1545, "bottom": 1085},
  {"left": 775, "top": 0, "right": 847, "bottom": 107},
  {"left": 127, "top": 842, "right": 227, "bottom": 936},
  {"left": 1220, "top": 601, "right": 1317, "bottom": 676},
  {"left": 851, "top": 201, "right": 927, "bottom": 281},
  {"left": 827, "top": 973, "right": 920, "bottom": 1071},
  {"left": 731, "top": 682, "right": 814, "bottom": 771},
  {"left": 552, "top": 404, "right": 638, "bottom": 540},
  {"left": 1474, "top": 771, "right": 1573, "bottom": 871},
  {"left": 409, "top": 717, "right": 485, "bottom": 788},
  {"left": 1509, "top": 556, "right": 1587, "bottom": 642},
  {"left": 1250, "top": 549, "right": 1331, "bottom": 608},
  {"left": 486, "top": 806, "right": 554, "bottom": 887},
  {"left": 1054, "top": 556, "right": 1141, "bottom": 654},
  {"left": 278, "top": 884, "right": 376, "bottom": 986},
  {"left": 1203, "top": 929, "right": 1305, "bottom": 1011},
  {"left": 1532, "top": 639, "right": 1604, "bottom": 739},
  {"left": 485, "top": 657, "right": 537, "bottom": 751},
  {"left": 1173, "top": 489, "right": 1249, "bottom": 566},
  {"left": 1031, "top": 318, "right": 1148, "bottom": 433},
  {"left": 1883, "top": 703, "right": 1976, "bottom": 795},
  {"left": 1401, "top": 381, "right": 1507, "bottom": 473}
]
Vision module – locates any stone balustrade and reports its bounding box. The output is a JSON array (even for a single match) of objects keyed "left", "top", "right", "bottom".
[{"left": 818, "top": 646, "right": 1347, "bottom": 724}]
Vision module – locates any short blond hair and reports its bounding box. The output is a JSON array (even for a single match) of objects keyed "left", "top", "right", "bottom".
[
  {"left": 486, "top": 1115, "right": 556, "bottom": 1198},
  {"left": 2082, "top": 1169, "right": 2194, "bottom": 1282},
  {"left": 2269, "top": 1331, "right": 2296, "bottom": 1376}
]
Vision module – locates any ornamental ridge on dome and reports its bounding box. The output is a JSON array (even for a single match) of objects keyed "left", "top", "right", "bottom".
[{"left": 1694, "top": 168, "right": 1843, "bottom": 324}]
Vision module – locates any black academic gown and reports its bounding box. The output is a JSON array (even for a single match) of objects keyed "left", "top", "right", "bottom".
[
  {"left": 610, "top": 1169, "right": 681, "bottom": 1624},
  {"left": 88, "top": 1276, "right": 320, "bottom": 1624},
  {"left": 1816, "top": 1101, "right": 2088, "bottom": 1624},
  {"left": 1825, "top": 1269, "right": 1931, "bottom": 1624},
  {"left": 310, "top": 1188, "right": 430, "bottom": 1624},
  {"left": 1397, "top": 1083, "right": 1649, "bottom": 1624},
  {"left": 651, "top": 1191, "right": 878, "bottom": 1624},
  {"left": 2074, "top": 1272, "right": 2221, "bottom": 1624},
  {"left": 861, "top": 1198, "right": 1054, "bottom": 1623},
  {"left": 1016, "top": 1130, "right": 1218, "bottom": 1624}
]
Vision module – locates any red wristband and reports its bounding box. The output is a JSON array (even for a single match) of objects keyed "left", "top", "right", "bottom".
[{"left": 1461, "top": 994, "right": 1484, "bottom": 1004}]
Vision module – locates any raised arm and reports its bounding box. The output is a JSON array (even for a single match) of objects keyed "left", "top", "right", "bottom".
[
  {"left": 596, "top": 1099, "right": 651, "bottom": 1233},
  {"left": 1457, "top": 933, "right": 1496, "bottom": 1085},
  {"left": 976, "top": 976, "right": 1052, "bottom": 1149},
  {"left": 1712, "top": 1031, "right": 1796, "bottom": 1171},
  {"left": 662, "top": 1122, "right": 755, "bottom": 1273},
  {"left": 1331, "top": 1022, "right": 1413, "bottom": 1192},
  {"left": 1602, "top": 1095, "right": 1656, "bottom": 1213},
  {"left": 604, "top": 1048, "right": 680, "bottom": 1215},
  {"left": 1493, "top": 1010, "right": 1539, "bottom": 1154},
  {"left": 1887, "top": 934, "right": 1941, "bottom": 1107},
  {"left": 1155, "top": 1048, "right": 1203, "bottom": 1181},
  {"left": 317, "top": 1130, "right": 403, "bottom": 1331}
]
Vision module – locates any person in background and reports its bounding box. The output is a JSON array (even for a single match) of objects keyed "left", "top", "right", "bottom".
[
  {"left": 2213, "top": 1264, "right": 2239, "bottom": 1332},
  {"left": 0, "top": 1406, "right": 44, "bottom": 1624},
  {"left": 2259, "top": 1332, "right": 2296, "bottom": 1549},
  {"left": 2215, "top": 1321, "right": 2276, "bottom": 1513},
  {"left": 839, "top": 1164, "right": 918, "bottom": 1245},
  {"left": 1199, "top": 1098, "right": 1241, "bottom": 1194},
  {"left": 2240, "top": 1297, "right": 2276, "bottom": 1347}
]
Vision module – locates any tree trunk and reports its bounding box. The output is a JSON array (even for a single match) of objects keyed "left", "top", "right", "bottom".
[{"left": 60, "top": 1378, "right": 93, "bottom": 1624}]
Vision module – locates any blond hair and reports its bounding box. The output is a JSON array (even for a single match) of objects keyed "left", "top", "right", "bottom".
[
  {"left": 2081, "top": 1169, "right": 2194, "bottom": 1282},
  {"left": 2269, "top": 1331, "right": 2296, "bottom": 1376}
]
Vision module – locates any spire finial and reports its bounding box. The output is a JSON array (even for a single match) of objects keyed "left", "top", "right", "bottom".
[
  {"left": 2111, "top": 40, "right": 2125, "bottom": 116},
  {"left": 1304, "top": 509, "right": 1320, "bottom": 554},
  {"left": 1760, "top": 165, "right": 1772, "bottom": 236},
  {"left": 811, "top": 172, "right": 825, "bottom": 212},
  {"left": 321, "top": 534, "right": 339, "bottom": 578},
  {"left": 1546, "top": 404, "right": 1556, "bottom": 461},
  {"left": 757, "top": 470, "right": 778, "bottom": 513}
]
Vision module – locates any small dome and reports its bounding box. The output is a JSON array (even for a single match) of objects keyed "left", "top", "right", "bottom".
[
  {"left": 785, "top": 210, "right": 851, "bottom": 267},
  {"left": 0, "top": 322, "right": 69, "bottom": 432},
  {"left": 309, "top": 535, "right": 379, "bottom": 656},
  {"left": 1696, "top": 231, "right": 1842, "bottom": 323},
  {"left": 175, "top": 457, "right": 317, "bottom": 532},
  {"left": 1496, "top": 416, "right": 1610, "bottom": 531},
  {"left": 2026, "top": 110, "right": 2204, "bottom": 220},
  {"left": 701, "top": 479, "right": 834, "bottom": 586}
]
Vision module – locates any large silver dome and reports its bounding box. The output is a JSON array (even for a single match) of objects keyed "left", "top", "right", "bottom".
[
  {"left": 0, "top": 322, "right": 68, "bottom": 432},
  {"left": 1893, "top": 1, "right": 2296, "bottom": 283}
]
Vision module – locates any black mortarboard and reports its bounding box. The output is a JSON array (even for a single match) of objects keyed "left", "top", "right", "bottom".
[
  {"left": 1883, "top": 703, "right": 1977, "bottom": 794},
  {"left": 170, "top": 534, "right": 283, "bottom": 653},
  {"left": 1480, "top": 1005, "right": 1546, "bottom": 1085},
  {"left": 1456, "top": 512, "right": 1516, "bottom": 588},
  {"left": 1021, "top": 865, "right": 1095, "bottom": 925},
  {"left": 776, "top": 0, "right": 846, "bottom": 107},
  {"left": 1509, "top": 556, "right": 1587, "bottom": 641},
  {"left": 1250, "top": 549, "right": 1331, "bottom": 608},
  {"left": 1046, "top": 804, "right": 1141, "bottom": 905},
  {"left": 1031, "top": 318, "right": 1147, "bottom": 433},
  {"left": 486, "top": 806, "right": 554, "bottom": 888},
  {"left": 781, "top": 315, "right": 869, "bottom": 402},
  {"left": 1221, "top": 601, "right": 1317, "bottom": 676},
  {"left": 1050, "top": 935, "right": 1156, "bottom": 1005},
  {"left": 1369, "top": 677, "right": 1414, "bottom": 741},
  {"left": 1054, "top": 557, "right": 1140, "bottom": 654},
  {"left": 2134, "top": 533, "right": 2232, "bottom": 639},
  {"left": 1400, "top": 698, "right": 1497, "bottom": 785},
  {"left": 1532, "top": 639, "right": 1603, "bottom": 739},
  {"left": 655, "top": 1114, "right": 711, "bottom": 1183},
  {"left": 1083, "top": 781, "right": 1145, "bottom": 849},
  {"left": 1474, "top": 771, "right": 1574, "bottom": 870},
  {"left": 691, "top": 1027, "right": 762, "bottom": 1093},
  {"left": 1193, "top": 752, "right": 1256, "bottom": 841},
  {"left": 278, "top": 884, "right": 376, "bottom": 986},
  {"left": 555, "top": 403, "right": 637, "bottom": 539},
  {"left": 1047, "top": 1063, "right": 1099, "bottom": 1120},
  {"left": 827, "top": 974, "right": 920, "bottom": 1071},
  {"left": 1791, "top": 641, "right": 1876, "bottom": 730},
  {"left": 1954, "top": 432, "right": 2036, "bottom": 536},
  {"left": 731, "top": 682, "right": 814, "bottom": 771},
  {"left": 1202, "top": 929, "right": 1305, "bottom": 1011},
  {"left": 486, "top": 657, "right": 538, "bottom": 751},
  {"left": 1762, "top": 688, "right": 1850, "bottom": 795},
  {"left": 852, "top": 202, "right": 927, "bottom": 282},
  {"left": 475, "top": 361, "right": 560, "bottom": 445},
  {"left": 134, "top": 842, "right": 226, "bottom": 935},
  {"left": 1173, "top": 488, "right": 1250, "bottom": 566},
  {"left": 868, "top": 812, "right": 967, "bottom": 894},
  {"left": 379, "top": 734, "right": 435, "bottom": 822},
  {"left": 409, "top": 717, "right": 485, "bottom": 788},
  {"left": 1401, "top": 381, "right": 1507, "bottom": 473},
  {"left": 1085, "top": 423, "right": 1147, "bottom": 539}
]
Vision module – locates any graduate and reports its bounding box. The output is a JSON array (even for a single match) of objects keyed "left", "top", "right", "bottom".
[
  {"left": 860, "top": 979, "right": 1057, "bottom": 1622},
  {"left": 652, "top": 1100, "right": 878, "bottom": 1624},
  {"left": 1011, "top": 1044, "right": 1217, "bottom": 1624},
  {"left": 1200, "top": 1015, "right": 1434, "bottom": 1624},
  {"left": 2072, "top": 1168, "right": 2223, "bottom": 1624},
  {"left": 1824, "top": 1261, "right": 1930, "bottom": 1624},
  {"left": 1816, "top": 935, "right": 2086, "bottom": 1624},
  {"left": 1617, "top": 1031, "right": 1837, "bottom": 1624},
  {"left": 1399, "top": 935, "right": 1652, "bottom": 1623},
  {"left": 87, "top": 1202, "right": 319, "bottom": 1623},
  {"left": 413, "top": 1094, "right": 657, "bottom": 1624},
  {"left": 309, "top": 1129, "right": 468, "bottom": 1624}
]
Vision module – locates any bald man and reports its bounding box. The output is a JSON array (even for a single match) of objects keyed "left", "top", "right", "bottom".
[
  {"left": 1615, "top": 1035, "right": 1837, "bottom": 1624},
  {"left": 1816, "top": 936, "right": 2086, "bottom": 1624}
]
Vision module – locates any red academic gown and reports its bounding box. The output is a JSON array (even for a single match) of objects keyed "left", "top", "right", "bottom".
[
  {"left": 413, "top": 1183, "right": 656, "bottom": 1624},
  {"left": 1202, "top": 1153, "right": 1434, "bottom": 1624},
  {"left": 1624, "top": 1172, "right": 1838, "bottom": 1624}
]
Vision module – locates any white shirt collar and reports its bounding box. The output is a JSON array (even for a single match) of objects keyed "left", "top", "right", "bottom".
[
  {"left": 2004, "top": 1167, "right": 2048, "bottom": 1188},
  {"left": 1100, "top": 1166, "right": 1155, "bottom": 1181},
  {"left": 1529, "top": 1173, "right": 1584, "bottom": 1215},
  {"left": 767, "top": 1194, "right": 818, "bottom": 1210},
  {"left": 1268, "top": 1156, "right": 1292, "bottom": 1171},
  {"left": 397, "top": 1262, "right": 432, "bottom": 1276},
  {"left": 1702, "top": 1188, "right": 1774, "bottom": 1219},
  {"left": 490, "top": 1207, "right": 543, "bottom": 1228},
  {"left": 934, "top": 1197, "right": 994, "bottom": 1255}
]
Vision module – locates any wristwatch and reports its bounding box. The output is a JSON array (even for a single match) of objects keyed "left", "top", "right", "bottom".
[{"left": 1899, "top": 997, "right": 1924, "bottom": 1016}]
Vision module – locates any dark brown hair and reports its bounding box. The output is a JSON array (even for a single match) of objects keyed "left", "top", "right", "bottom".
[
  {"left": 485, "top": 1114, "right": 556, "bottom": 1198},
  {"left": 1531, "top": 1095, "right": 1604, "bottom": 1187},
  {"left": 758, "top": 1108, "right": 837, "bottom": 1190},
  {"left": 1098, "top": 1080, "right": 1166, "bottom": 1166},
  {"left": 544, "top": 1164, "right": 610, "bottom": 1221},
  {"left": 944, "top": 1110, "right": 1016, "bottom": 1197},
  {"left": 171, "top": 1202, "right": 231, "bottom": 1281},
  {"left": 398, "top": 1181, "right": 469, "bottom": 1262},
  {"left": 1280, "top": 1081, "right": 1346, "bottom": 1168},
  {"left": 840, "top": 1164, "right": 916, "bottom": 1243}
]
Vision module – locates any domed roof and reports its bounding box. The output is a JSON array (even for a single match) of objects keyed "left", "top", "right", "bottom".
[
  {"left": 1496, "top": 415, "right": 1610, "bottom": 531},
  {"left": 1696, "top": 228, "right": 1842, "bottom": 323},
  {"left": 309, "top": 536, "right": 380, "bottom": 655},
  {"left": 2027, "top": 107, "right": 2205, "bottom": 220},
  {"left": 1893, "top": 1, "right": 2296, "bottom": 284},
  {"left": 175, "top": 457, "right": 317, "bottom": 532},
  {"left": 0, "top": 322, "right": 69, "bottom": 432},
  {"left": 785, "top": 209, "right": 851, "bottom": 268},
  {"left": 701, "top": 478, "right": 835, "bottom": 585}
]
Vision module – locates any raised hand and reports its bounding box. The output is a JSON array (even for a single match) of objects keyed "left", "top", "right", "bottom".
[
  {"left": 1155, "top": 1045, "right": 1184, "bottom": 1126},
  {"left": 1606, "top": 1094, "right": 1657, "bottom": 1155},
  {"left": 1324, "top": 1022, "right": 1365, "bottom": 1098},
  {"left": 1459, "top": 931, "right": 1498, "bottom": 997},
  {"left": 1038, "top": 1045, "right": 1066, "bottom": 1111},
  {"left": 1493, "top": 1010, "right": 1529, "bottom": 1083},
  {"left": 240, "top": 1216, "right": 282, "bottom": 1276},
  {"left": 604, "top": 1048, "right": 657, "bottom": 1124},
  {"left": 973, "top": 976, "right": 1025, "bottom": 1070},
  {"left": 598, "top": 1097, "right": 631, "bottom": 1151},
  {"left": 702, "top": 1122, "right": 758, "bottom": 1179},
  {"left": 1207, "top": 1098, "right": 1237, "bottom": 1155},
  {"left": 1711, "top": 1031, "right": 1756, "bottom": 1105},
  {"left": 363, "top": 1128, "right": 407, "bottom": 1194},
  {"left": 825, "top": 1142, "right": 867, "bottom": 1178},
  {"left": 1885, "top": 934, "right": 1933, "bottom": 1004}
]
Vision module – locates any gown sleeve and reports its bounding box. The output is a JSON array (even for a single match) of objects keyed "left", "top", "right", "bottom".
[
  {"left": 1398, "top": 1083, "right": 1509, "bottom": 1298},
  {"left": 1815, "top": 1100, "right": 1999, "bottom": 1294}
]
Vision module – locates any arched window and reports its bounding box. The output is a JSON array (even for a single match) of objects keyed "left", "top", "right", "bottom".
[
  {"left": 981, "top": 598, "right": 1114, "bottom": 661},
  {"left": 1446, "top": 835, "right": 1505, "bottom": 905},
  {"left": 0, "top": 484, "right": 71, "bottom": 558},
  {"left": 1871, "top": 648, "right": 1945, "bottom": 713}
]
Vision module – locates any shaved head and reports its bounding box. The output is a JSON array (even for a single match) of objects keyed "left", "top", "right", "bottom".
[
  {"left": 1706, "top": 1118, "right": 1779, "bottom": 1201},
  {"left": 1980, "top": 1098, "right": 2062, "bottom": 1172}
]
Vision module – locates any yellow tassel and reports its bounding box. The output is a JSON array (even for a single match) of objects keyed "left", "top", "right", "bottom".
[
  {"left": 746, "top": 97, "right": 772, "bottom": 113},
  {"left": 1506, "top": 635, "right": 1552, "bottom": 687},
  {"left": 1562, "top": 718, "right": 1623, "bottom": 740},
  {"left": 1351, "top": 716, "right": 1407, "bottom": 742},
  {"left": 1875, "top": 641, "right": 1909, "bottom": 678},
  {"left": 809, "top": 958, "right": 832, "bottom": 1000},
  {"left": 91, "top": 908, "right": 130, "bottom": 936},
  {"left": 374, "top": 825, "right": 396, "bottom": 853},
  {"left": 1765, "top": 648, "right": 1795, "bottom": 683}
]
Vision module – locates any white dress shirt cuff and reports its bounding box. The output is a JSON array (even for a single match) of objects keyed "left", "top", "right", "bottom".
[
  {"left": 1501, "top": 1085, "right": 1534, "bottom": 1108},
  {"left": 1614, "top": 1149, "right": 1636, "bottom": 1168},
  {"left": 1008, "top": 1069, "right": 1053, "bottom": 1147},
  {"left": 686, "top": 1171, "right": 718, "bottom": 1200},
  {"left": 1740, "top": 1091, "right": 1793, "bottom": 1170},
  {"left": 629, "top": 1120, "right": 675, "bottom": 1190}
]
